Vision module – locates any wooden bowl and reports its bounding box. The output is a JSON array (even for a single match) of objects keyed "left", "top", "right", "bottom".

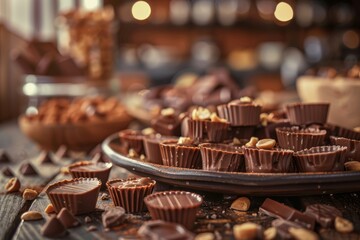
[{"left": 19, "top": 113, "right": 133, "bottom": 152}]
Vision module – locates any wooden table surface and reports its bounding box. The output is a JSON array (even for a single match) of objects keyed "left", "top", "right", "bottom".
[{"left": 0, "top": 121, "right": 360, "bottom": 240}]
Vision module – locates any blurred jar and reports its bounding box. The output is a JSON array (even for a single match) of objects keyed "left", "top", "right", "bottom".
[{"left": 56, "top": 7, "right": 115, "bottom": 81}]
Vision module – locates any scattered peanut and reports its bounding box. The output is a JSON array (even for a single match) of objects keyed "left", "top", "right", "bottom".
[
  {"left": 345, "top": 161, "right": 360, "bottom": 171},
  {"left": 194, "top": 232, "right": 215, "bottom": 240},
  {"left": 141, "top": 128, "right": 155, "bottom": 136},
  {"left": 256, "top": 139, "right": 276, "bottom": 149},
  {"left": 5, "top": 177, "right": 21, "bottom": 193},
  {"left": 140, "top": 154, "right": 146, "bottom": 161},
  {"left": 335, "top": 217, "right": 354, "bottom": 233},
  {"left": 161, "top": 108, "right": 175, "bottom": 117},
  {"left": 21, "top": 211, "right": 43, "bottom": 221},
  {"left": 128, "top": 149, "right": 138, "bottom": 158},
  {"left": 23, "top": 189, "right": 38, "bottom": 201},
  {"left": 233, "top": 222, "right": 261, "bottom": 240},
  {"left": 245, "top": 137, "right": 259, "bottom": 148},
  {"left": 260, "top": 113, "right": 268, "bottom": 126},
  {"left": 231, "top": 197, "right": 251, "bottom": 211},
  {"left": 192, "top": 107, "right": 211, "bottom": 120},
  {"left": 177, "top": 137, "right": 193, "bottom": 146},
  {"left": 239, "top": 96, "right": 252, "bottom": 103},
  {"left": 233, "top": 138, "right": 241, "bottom": 145},
  {"left": 288, "top": 227, "right": 319, "bottom": 240},
  {"left": 264, "top": 227, "right": 277, "bottom": 240},
  {"left": 210, "top": 112, "right": 227, "bottom": 123},
  {"left": 60, "top": 166, "right": 69, "bottom": 175},
  {"left": 44, "top": 204, "right": 55, "bottom": 214}
]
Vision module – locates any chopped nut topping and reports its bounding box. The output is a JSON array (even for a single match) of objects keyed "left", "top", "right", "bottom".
[
  {"left": 192, "top": 107, "right": 211, "bottom": 120},
  {"left": 177, "top": 137, "right": 193, "bottom": 146},
  {"left": 161, "top": 108, "right": 175, "bottom": 117},
  {"left": 141, "top": 128, "right": 155, "bottom": 136},
  {"left": 44, "top": 204, "right": 55, "bottom": 214},
  {"left": 260, "top": 113, "right": 268, "bottom": 126},
  {"left": 264, "top": 227, "right": 277, "bottom": 240},
  {"left": 245, "top": 137, "right": 259, "bottom": 148},
  {"left": 231, "top": 197, "right": 251, "bottom": 211},
  {"left": 233, "top": 222, "right": 261, "bottom": 240},
  {"left": 127, "top": 149, "right": 138, "bottom": 158},
  {"left": 210, "top": 112, "right": 227, "bottom": 123},
  {"left": 288, "top": 227, "right": 319, "bottom": 240},
  {"left": 335, "top": 217, "right": 354, "bottom": 233},
  {"left": 23, "top": 189, "right": 38, "bottom": 201},
  {"left": 256, "top": 139, "right": 276, "bottom": 149},
  {"left": 140, "top": 154, "right": 146, "bottom": 161},
  {"left": 239, "top": 96, "right": 252, "bottom": 103}
]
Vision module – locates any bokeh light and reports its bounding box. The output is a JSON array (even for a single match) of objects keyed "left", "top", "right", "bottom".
[
  {"left": 343, "top": 30, "right": 359, "bottom": 49},
  {"left": 132, "top": 1, "right": 151, "bottom": 21},
  {"left": 274, "top": 2, "right": 294, "bottom": 22}
]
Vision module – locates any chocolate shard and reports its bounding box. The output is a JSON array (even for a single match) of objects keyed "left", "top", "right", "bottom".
[
  {"left": 304, "top": 204, "right": 342, "bottom": 228},
  {"left": 138, "top": 220, "right": 194, "bottom": 240},
  {"left": 56, "top": 145, "right": 71, "bottom": 159},
  {"left": 102, "top": 207, "right": 126, "bottom": 228},
  {"left": 272, "top": 219, "right": 302, "bottom": 239},
  {"left": 2, "top": 167, "right": 14, "bottom": 177},
  {"left": 41, "top": 216, "right": 67, "bottom": 238},
  {"left": 19, "top": 162, "right": 38, "bottom": 176},
  {"left": 57, "top": 208, "right": 80, "bottom": 228},
  {"left": 0, "top": 150, "right": 11, "bottom": 163},
  {"left": 38, "top": 151, "right": 55, "bottom": 164},
  {"left": 259, "top": 198, "right": 315, "bottom": 230}
]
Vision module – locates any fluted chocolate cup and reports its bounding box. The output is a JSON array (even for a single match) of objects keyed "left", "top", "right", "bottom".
[
  {"left": 286, "top": 103, "right": 329, "bottom": 125},
  {"left": 294, "top": 146, "right": 347, "bottom": 172},
  {"left": 330, "top": 136, "right": 360, "bottom": 161},
  {"left": 143, "top": 136, "right": 176, "bottom": 165},
  {"left": 119, "top": 129, "right": 145, "bottom": 155},
  {"left": 230, "top": 126, "right": 256, "bottom": 140},
  {"left": 217, "top": 104, "right": 261, "bottom": 126},
  {"left": 106, "top": 177, "right": 156, "bottom": 213},
  {"left": 243, "top": 147, "right": 294, "bottom": 173},
  {"left": 144, "top": 191, "right": 203, "bottom": 229},
  {"left": 68, "top": 161, "right": 112, "bottom": 189},
  {"left": 199, "top": 143, "right": 244, "bottom": 172},
  {"left": 276, "top": 127, "right": 326, "bottom": 151},
  {"left": 188, "top": 119, "right": 230, "bottom": 143},
  {"left": 46, "top": 178, "right": 101, "bottom": 215},
  {"left": 160, "top": 140, "right": 201, "bottom": 169},
  {"left": 331, "top": 125, "right": 360, "bottom": 140}
]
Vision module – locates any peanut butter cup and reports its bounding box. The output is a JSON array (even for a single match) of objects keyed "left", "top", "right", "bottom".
[
  {"left": 286, "top": 103, "right": 329, "bottom": 125},
  {"left": 106, "top": 177, "right": 156, "bottom": 213},
  {"left": 119, "top": 129, "right": 145, "bottom": 155},
  {"left": 46, "top": 178, "right": 101, "bottom": 215},
  {"left": 330, "top": 136, "right": 360, "bottom": 161},
  {"left": 217, "top": 97, "right": 261, "bottom": 126},
  {"left": 276, "top": 127, "right": 326, "bottom": 151},
  {"left": 144, "top": 191, "right": 203, "bottom": 229},
  {"left": 293, "top": 146, "right": 347, "bottom": 172},
  {"left": 159, "top": 138, "right": 201, "bottom": 169},
  {"left": 199, "top": 143, "right": 245, "bottom": 172},
  {"left": 143, "top": 135, "right": 176, "bottom": 164},
  {"left": 68, "top": 161, "right": 112, "bottom": 189}
]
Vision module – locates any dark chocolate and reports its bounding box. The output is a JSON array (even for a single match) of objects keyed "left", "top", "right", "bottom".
[
  {"left": 2, "top": 167, "right": 14, "bottom": 177},
  {"left": 38, "top": 151, "right": 55, "bottom": 164},
  {"left": 138, "top": 220, "right": 194, "bottom": 240},
  {"left": 56, "top": 145, "right": 71, "bottom": 158},
  {"left": 57, "top": 208, "right": 80, "bottom": 228},
  {"left": 69, "top": 161, "right": 112, "bottom": 188},
  {"left": 102, "top": 207, "right": 126, "bottom": 228},
  {"left": 41, "top": 216, "right": 67, "bottom": 238},
  {"left": 259, "top": 198, "right": 315, "bottom": 230},
  {"left": 0, "top": 149, "right": 11, "bottom": 163},
  {"left": 151, "top": 114, "right": 182, "bottom": 136},
  {"left": 272, "top": 219, "right": 302, "bottom": 239},
  {"left": 304, "top": 204, "right": 342, "bottom": 228},
  {"left": 19, "top": 162, "right": 38, "bottom": 176}
]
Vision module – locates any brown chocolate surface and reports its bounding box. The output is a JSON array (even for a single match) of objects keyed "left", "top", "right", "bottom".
[
  {"left": 0, "top": 149, "right": 11, "bottom": 163},
  {"left": 38, "top": 151, "right": 55, "bottom": 164},
  {"left": 108, "top": 177, "right": 155, "bottom": 189},
  {"left": 151, "top": 113, "right": 182, "bottom": 136},
  {"left": 48, "top": 179, "right": 100, "bottom": 194},
  {"left": 138, "top": 220, "right": 194, "bottom": 240},
  {"left": 330, "top": 136, "right": 360, "bottom": 161},
  {"left": 272, "top": 219, "right": 302, "bottom": 239},
  {"left": 102, "top": 207, "right": 126, "bottom": 228},
  {"left": 286, "top": 103, "right": 329, "bottom": 125},
  {"left": 304, "top": 204, "right": 342, "bottom": 228},
  {"left": 41, "top": 216, "right": 67, "bottom": 238},
  {"left": 2, "top": 167, "right": 14, "bottom": 177},
  {"left": 160, "top": 140, "right": 201, "bottom": 169},
  {"left": 19, "top": 162, "right": 38, "bottom": 176},
  {"left": 57, "top": 208, "right": 80, "bottom": 228}
]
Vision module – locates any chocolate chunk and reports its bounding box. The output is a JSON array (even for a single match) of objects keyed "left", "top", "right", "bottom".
[
  {"left": 41, "top": 216, "right": 67, "bottom": 238},
  {"left": 2, "top": 167, "right": 14, "bottom": 177},
  {"left": 138, "top": 220, "right": 194, "bottom": 240},
  {"left": 304, "top": 204, "right": 342, "bottom": 228},
  {"left": 19, "top": 163, "right": 38, "bottom": 176},
  {"left": 0, "top": 150, "right": 11, "bottom": 163},
  {"left": 38, "top": 151, "right": 55, "bottom": 164},
  {"left": 102, "top": 207, "right": 126, "bottom": 228},
  {"left": 259, "top": 198, "right": 315, "bottom": 230},
  {"left": 272, "top": 219, "right": 302, "bottom": 239},
  {"left": 57, "top": 208, "right": 80, "bottom": 228}
]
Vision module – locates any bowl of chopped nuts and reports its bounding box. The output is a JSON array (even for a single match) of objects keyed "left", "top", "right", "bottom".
[{"left": 19, "top": 96, "right": 132, "bottom": 151}]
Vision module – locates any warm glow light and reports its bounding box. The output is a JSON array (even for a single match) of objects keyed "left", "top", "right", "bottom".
[
  {"left": 274, "top": 2, "right": 293, "bottom": 22},
  {"left": 343, "top": 30, "right": 359, "bottom": 49},
  {"left": 132, "top": 1, "right": 151, "bottom": 21}
]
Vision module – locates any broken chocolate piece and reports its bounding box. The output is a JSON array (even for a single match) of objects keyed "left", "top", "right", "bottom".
[
  {"left": 19, "top": 162, "right": 38, "bottom": 176},
  {"left": 41, "top": 216, "right": 67, "bottom": 238},
  {"left": 138, "top": 220, "right": 194, "bottom": 240},
  {"left": 102, "top": 207, "right": 126, "bottom": 228},
  {"left": 259, "top": 198, "right": 315, "bottom": 230},
  {"left": 304, "top": 204, "right": 342, "bottom": 228},
  {"left": 272, "top": 219, "right": 302, "bottom": 239},
  {"left": 38, "top": 151, "right": 55, "bottom": 164},
  {"left": 2, "top": 167, "right": 14, "bottom": 177},
  {"left": 0, "top": 150, "right": 11, "bottom": 163},
  {"left": 57, "top": 208, "right": 80, "bottom": 228}
]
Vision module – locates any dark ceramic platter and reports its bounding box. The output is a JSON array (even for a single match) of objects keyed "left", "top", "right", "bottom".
[{"left": 102, "top": 133, "right": 360, "bottom": 196}]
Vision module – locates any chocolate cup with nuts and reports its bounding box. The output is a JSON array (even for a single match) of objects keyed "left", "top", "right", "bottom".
[
  {"left": 293, "top": 146, "right": 347, "bottom": 172},
  {"left": 144, "top": 191, "right": 203, "bottom": 229},
  {"left": 276, "top": 127, "right": 326, "bottom": 151},
  {"left": 217, "top": 103, "right": 261, "bottom": 126},
  {"left": 159, "top": 140, "right": 201, "bottom": 169},
  {"left": 243, "top": 147, "right": 294, "bottom": 173},
  {"left": 143, "top": 135, "right": 176, "bottom": 165},
  {"left": 46, "top": 178, "right": 101, "bottom": 215},
  {"left": 199, "top": 143, "right": 245, "bottom": 172},
  {"left": 68, "top": 161, "right": 112, "bottom": 189},
  {"left": 286, "top": 103, "right": 329, "bottom": 125},
  {"left": 106, "top": 177, "right": 156, "bottom": 213},
  {"left": 119, "top": 129, "right": 145, "bottom": 155},
  {"left": 151, "top": 109, "right": 183, "bottom": 136},
  {"left": 330, "top": 136, "right": 360, "bottom": 161}
]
